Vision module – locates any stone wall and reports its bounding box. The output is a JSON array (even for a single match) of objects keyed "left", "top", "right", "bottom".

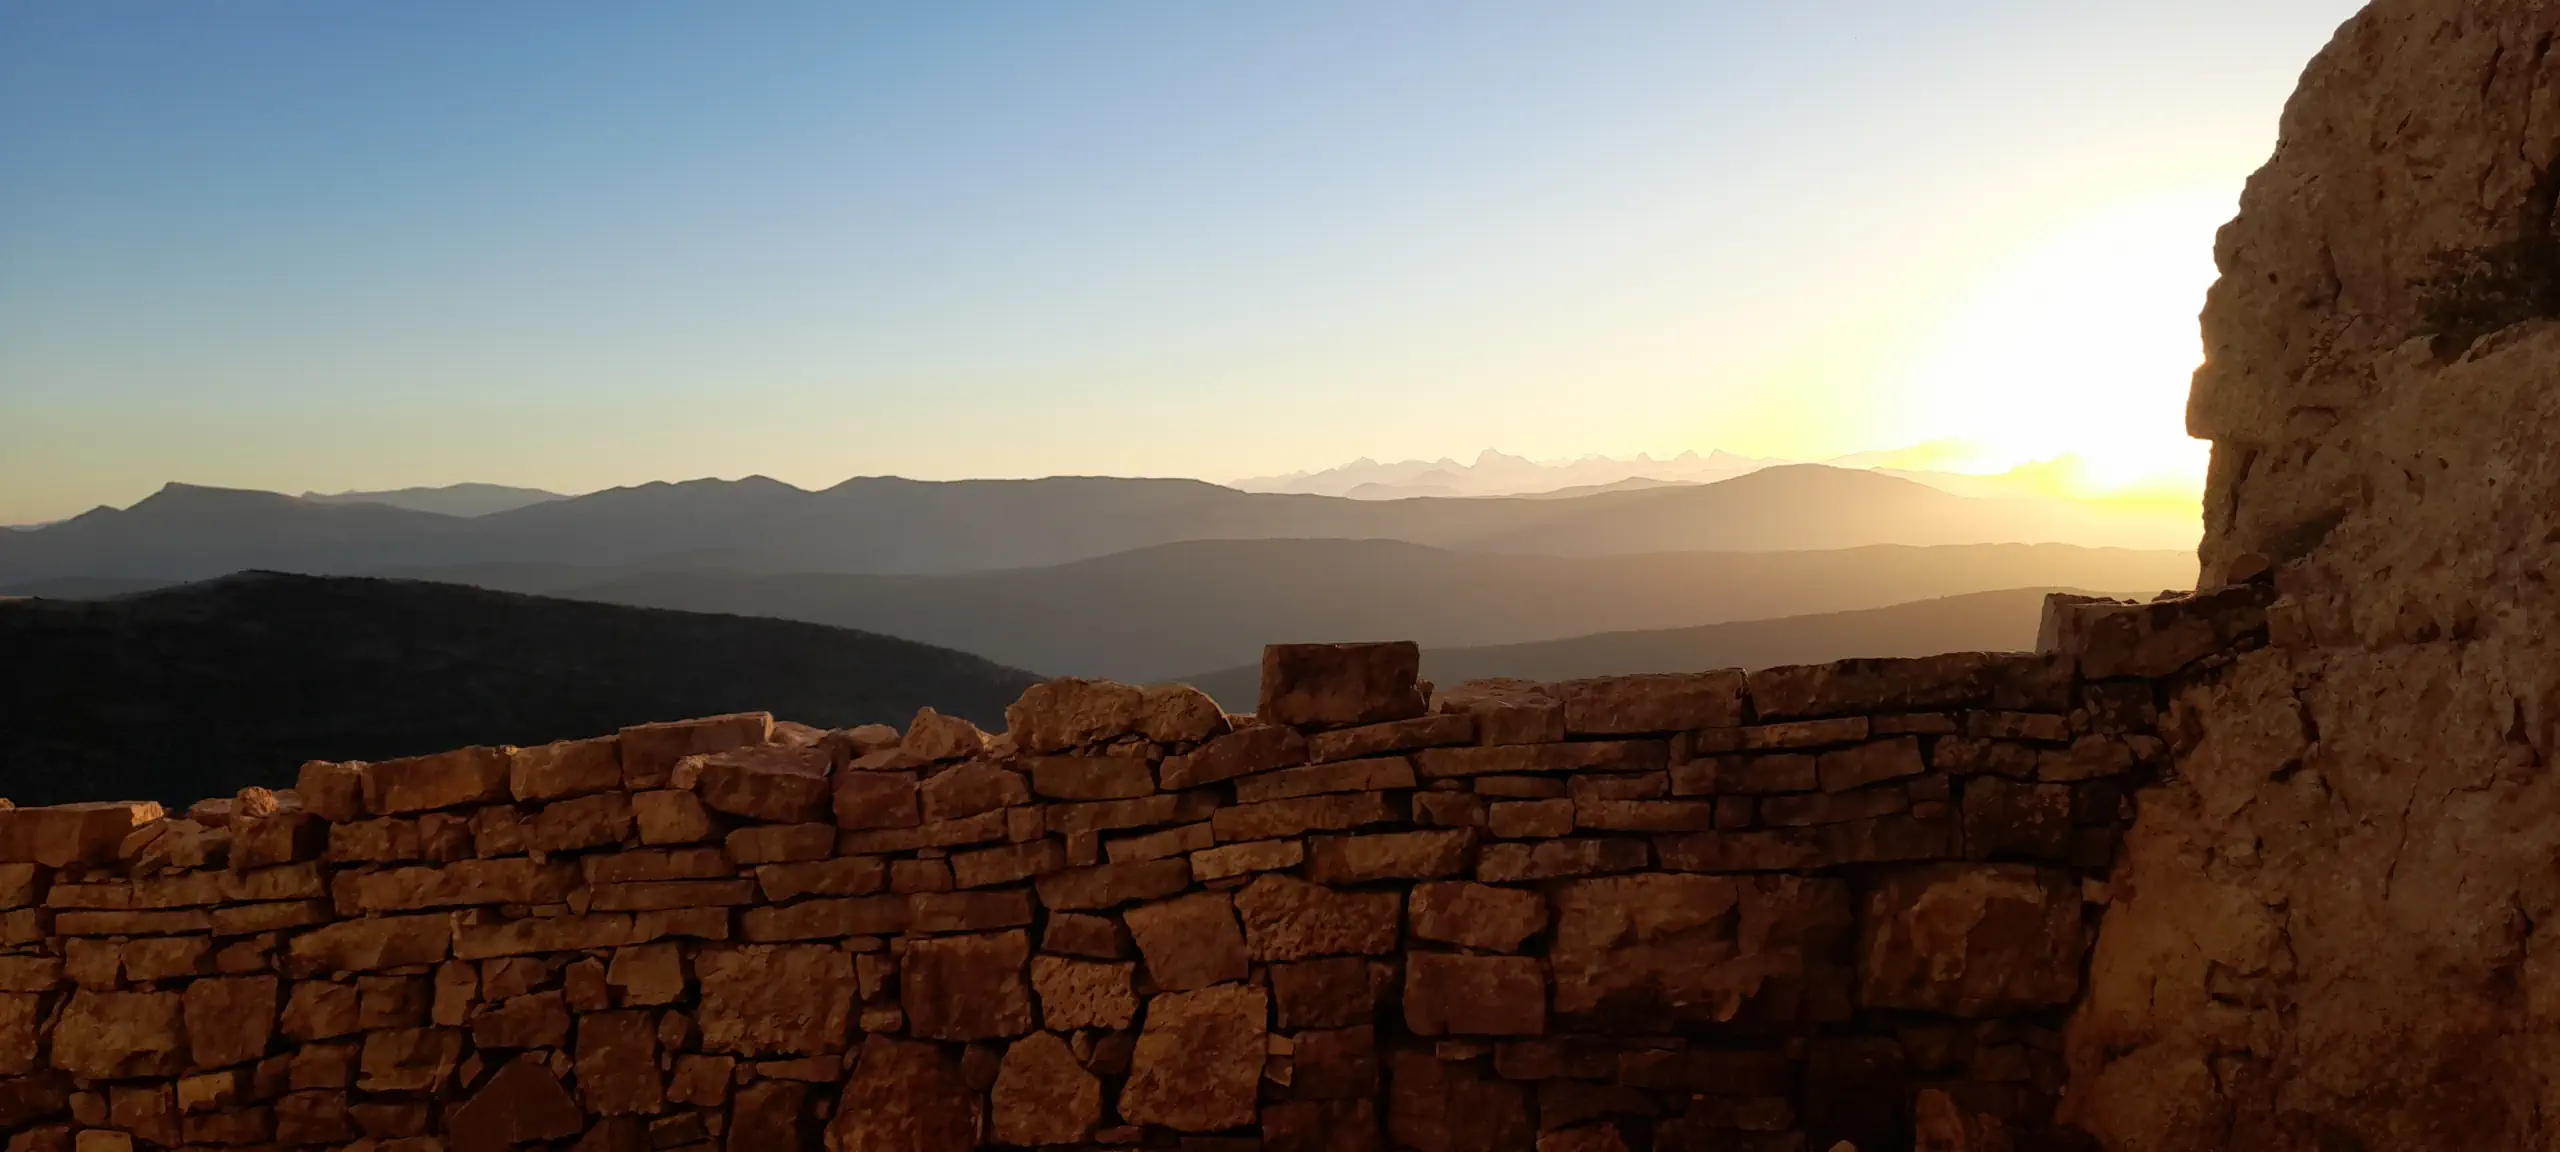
[{"left": 0, "top": 601, "right": 2263, "bottom": 1152}]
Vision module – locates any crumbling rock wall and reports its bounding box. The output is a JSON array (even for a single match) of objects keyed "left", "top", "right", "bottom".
[
  {"left": 0, "top": 620, "right": 2233, "bottom": 1152},
  {"left": 2063, "top": 1, "right": 2560, "bottom": 1147}
]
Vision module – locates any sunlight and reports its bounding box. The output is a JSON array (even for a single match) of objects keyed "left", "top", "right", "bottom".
[{"left": 1887, "top": 176, "right": 2230, "bottom": 499}]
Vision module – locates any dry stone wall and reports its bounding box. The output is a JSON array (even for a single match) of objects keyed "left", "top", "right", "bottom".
[{"left": 0, "top": 603, "right": 2264, "bottom": 1152}]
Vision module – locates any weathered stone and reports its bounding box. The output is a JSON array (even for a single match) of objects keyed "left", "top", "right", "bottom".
[
  {"left": 723, "top": 821, "right": 832, "bottom": 865},
  {"left": 902, "top": 930, "right": 1033, "bottom": 1041},
  {"left": 355, "top": 1027, "right": 463, "bottom": 1093},
  {"left": 1138, "top": 681, "right": 1231, "bottom": 742},
  {"left": 688, "top": 745, "right": 832, "bottom": 824},
  {"left": 1408, "top": 881, "right": 1548, "bottom": 952},
  {"left": 1304, "top": 829, "right": 1473, "bottom": 883},
  {"left": 1672, "top": 753, "right": 1820, "bottom": 796},
  {"left": 231, "top": 810, "right": 328, "bottom": 868},
  {"left": 1387, "top": 1048, "right": 1534, "bottom": 1152},
  {"left": 918, "top": 761, "right": 1028, "bottom": 823},
  {"left": 1487, "top": 797, "right": 1575, "bottom": 838},
  {"left": 1040, "top": 911, "right": 1127, "bottom": 959},
  {"left": 831, "top": 769, "right": 921, "bottom": 830},
  {"left": 508, "top": 736, "right": 623, "bottom": 803},
  {"left": 1549, "top": 873, "right": 1852, "bottom": 1027},
  {"left": 1234, "top": 874, "right": 1402, "bottom": 960},
  {"left": 631, "top": 789, "right": 719, "bottom": 844},
  {"left": 1270, "top": 957, "right": 1392, "bottom": 1029},
  {"left": 902, "top": 707, "right": 990, "bottom": 762},
  {"left": 828, "top": 1036, "right": 978, "bottom": 1152},
  {"left": 452, "top": 913, "right": 635, "bottom": 960},
  {"left": 696, "top": 945, "right": 857, "bottom": 1056},
  {"left": 1022, "top": 754, "right": 1155, "bottom": 801},
  {"left": 1405, "top": 952, "right": 1546, "bottom": 1035},
  {"left": 725, "top": 1080, "right": 810, "bottom": 1152},
  {"left": 575, "top": 1010, "right": 662, "bottom": 1116},
  {"left": 1307, "top": 713, "right": 1476, "bottom": 763},
  {"left": 1552, "top": 672, "right": 1748, "bottom": 734},
  {"left": 1006, "top": 678, "right": 1149, "bottom": 752},
  {"left": 0, "top": 802, "right": 165, "bottom": 867},
  {"left": 1475, "top": 838, "right": 1648, "bottom": 882},
  {"left": 755, "top": 856, "right": 886, "bottom": 901},
  {"left": 1261, "top": 642, "right": 1427, "bottom": 727},
  {"left": 183, "top": 976, "right": 277, "bottom": 1068},
  {"left": 1125, "top": 891, "right": 1249, "bottom": 990},
  {"left": 908, "top": 888, "right": 1035, "bottom": 933},
  {"left": 1029, "top": 955, "right": 1136, "bottom": 1030},
  {"left": 950, "top": 838, "right": 1067, "bottom": 888},
  {"left": 1160, "top": 723, "right": 1307, "bottom": 789},
  {"left": 470, "top": 991, "right": 571, "bottom": 1049},
  {"left": 1739, "top": 716, "right": 1871, "bottom": 750},
  {"left": 1433, "top": 679, "right": 1566, "bottom": 746},
  {"left": 1570, "top": 798, "right": 1720, "bottom": 833},
  {"left": 1190, "top": 836, "right": 1305, "bottom": 881},
  {"left": 1120, "top": 984, "right": 1267, "bottom": 1132},
  {"left": 1234, "top": 756, "right": 1416, "bottom": 804},
  {"left": 1212, "top": 792, "right": 1402, "bottom": 841},
  {"left": 286, "top": 914, "right": 452, "bottom": 975},
  {"left": 333, "top": 858, "right": 582, "bottom": 913},
  {"left": 1033, "top": 857, "right": 1191, "bottom": 910},
  {"left": 991, "top": 1031, "right": 1101, "bottom": 1146},
  {"left": 619, "top": 712, "right": 771, "bottom": 790},
  {"left": 1105, "top": 820, "right": 1213, "bottom": 862},
  {"left": 1860, "top": 864, "right": 2079, "bottom": 1015},
  {"left": 447, "top": 1056, "right": 583, "bottom": 1148},
  {"left": 1815, "top": 737, "right": 1927, "bottom": 792},
  {"left": 361, "top": 747, "right": 510, "bottom": 815},
  {"left": 1759, "top": 787, "right": 1910, "bottom": 827},
  {"left": 294, "top": 760, "right": 365, "bottom": 822}
]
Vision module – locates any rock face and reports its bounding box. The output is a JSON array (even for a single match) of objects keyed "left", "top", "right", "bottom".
[{"left": 2062, "top": 2, "right": 2560, "bottom": 1148}]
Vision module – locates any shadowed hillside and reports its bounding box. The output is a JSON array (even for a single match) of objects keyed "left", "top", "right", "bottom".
[
  {"left": 1181, "top": 587, "right": 2084, "bottom": 709},
  {"left": 0, "top": 572, "right": 1039, "bottom": 806}
]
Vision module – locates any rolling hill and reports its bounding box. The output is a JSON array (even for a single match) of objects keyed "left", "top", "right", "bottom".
[
  {"left": 541, "top": 539, "right": 2190, "bottom": 684},
  {"left": 0, "top": 573, "right": 1039, "bottom": 807},
  {"left": 0, "top": 464, "right": 2202, "bottom": 586},
  {"left": 1179, "top": 587, "right": 2091, "bottom": 711}
]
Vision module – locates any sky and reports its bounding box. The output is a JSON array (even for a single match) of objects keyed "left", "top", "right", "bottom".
[{"left": 0, "top": 1, "right": 2367, "bottom": 525}]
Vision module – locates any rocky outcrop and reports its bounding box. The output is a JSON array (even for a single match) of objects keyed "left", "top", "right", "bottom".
[
  {"left": 0, "top": 634, "right": 2190, "bottom": 1149},
  {"left": 2062, "top": 1, "right": 2560, "bottom": 1147}
]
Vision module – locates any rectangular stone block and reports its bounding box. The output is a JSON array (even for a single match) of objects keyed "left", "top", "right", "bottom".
[
  {"left": 589, "top": 879, "right": 757, "bottom": 912},
  {"left": 723, "top": 823, "right": 834, "bottom": 865},
  {"left": 583, "top": 847, "right": 733, "bottom": 884},
  {"left": 908, "top": 889, "right": 1037, "bottom": 933},
  {"left": 1553, "top": 672, "right": 1747, "bottom": 735},
  {"left": 361, "top": 748, "right": 509, "bottom": 815},
  {"left": 1033, "top": 858, "right": 1192, "bottom": 911},
  {"left": 755, "top": 857, "right": 887, "bottom": 902},
  {"left": 1414, "top": 741, "right": 1667, "bottom": 779},
  {"left": 740, "top": 897, "right": 908, "bottom": 941},
  {"left": 0, "top": 802, "right": 164, "bottom": 867},
  {"left": 1571, "top": 799, "right": 1721, "bottom": 833},
  {"left": 508, "top": 736, "right": 623, "bottom": 803},
  {"left": 1817, "top": 738, "right": 1927, "bottom": 792},
  {"left": 952, "top": 839, "right": 1068, "bottom": 889},
  {"left": 1025, "top": 756, "right": 1158, "bottom": 801},
  {"left": 332, "top": 859, "right": 582, "bottom": 913},
  {"left": 1260, "top": 642, "right": 1427, "bottom": 727},
  {"left": 1160, "top": 725, "right": 1308, "bottom": 790},
  {"left": 619, "top": 713, "right": 773, "bottom": 790},
  {"left": 1211, "top": 793, "right": 1401, "bottom": 841},
  {"left": 1306, "top": 714, "right": 1477, "bottom": 763},
  {"left": 1190, "top": 838, "right": 1305, "bottom": 882},
  {"left": 1303, "top": 831, "right": 1473, "bottom": 884},
  {"left": 451, "top": 915, "right": 635, "bottom": 961},
  {"left": 1234, "top": 756, "right": 1417, "bottom": 804},
  {"left": 1474, "top": 838, "right": 1649, "bottom": 883}
]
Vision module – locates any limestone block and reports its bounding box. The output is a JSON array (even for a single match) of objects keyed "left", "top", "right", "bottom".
[
  {"left": 507, "top": 735, "right": 623, "bottom": 803},
  {"left": 1408, "top": 881, "right": 1548, "bottom": 953},
  {"left": 618, "top": 712, "right": 772, "bottom": 790},
  {"left": 696, "top": 944, "right": 857, "bottom": 1056},
  {"left": 901, "top": 930, "right": 1033, "bottom": 1041},
  {"left": 1124, "top": 890, "right": 1249, "bottom": 990},
  {"left": 1260, "top": 641, "right": 1427, "bottom": 727},
  {"left": 360, "top": 747, "right": 509, "bottom": 815},
  {"left": 1029, "top": 956, "right": 1137, "bottom": 1030},
  {"left": 991, "top": 1031, "right": 1102, "bottom": 1146},
  {"left": 0, "top": 802, "right": 165, "bottom": 867},
  {"left": 1551, "top": 672, "right": 1748, "bottom": 735},
  {"left": 686, "top": 745, "right": 831, "bottom": 824},
  {"left": 1119, "top": 983, "right": 1267, "bottom": 1132},
  {"left": 1235, "top": 874, "right": 1402, "bottom": 961},
  {"left": 1160, "top": 723, "right": 1307, "bottom": 789}
]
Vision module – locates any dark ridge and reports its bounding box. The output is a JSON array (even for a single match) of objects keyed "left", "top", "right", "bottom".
[{"left": 0, "top": 571, "right": 1040, "bottom": 807}]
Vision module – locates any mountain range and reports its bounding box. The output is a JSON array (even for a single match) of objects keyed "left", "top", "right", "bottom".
[{"left": 0, "top": 463, "right": 2201, "bottom": 588}]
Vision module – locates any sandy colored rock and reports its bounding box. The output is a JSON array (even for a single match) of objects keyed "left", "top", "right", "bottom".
[
  {"left": 1005, "top": 678, "right": 1149, "bottom": 752},
  {"left": 1023, "top": 754, "right": 1157, "bottom": 800},
  {"left": 508, "top": 736, "right": 623, "bottom": 802},
  {"left": 1408, "top": 881, "right": 1549, "bottom": 952},
  {"left": 991, "top": 1031, "right": 1101, "bottom": 1146},
  {"left": 1304, "top": 829, "right": 1473, "bottom": 883},
  {"left": 1032, "top": 857, "right": 1191, "bottom": 910},
  {"left": 1029, "top": 955, "right": 1136, "bottom": 1030},
  {"left": 1261, "top": 641, "right": 1427, "bottom": 726},
  {"left": 361, "top": 746, "right": 510, "bottom": 815},
  {"left": 631, "top": 789, "right": 718, "bottom": 844},
  {"left": 695, "top": 945, "right": 857, "bottom": 1056},
  {"left": 918, "top": 761, "right": 1028, "bottom": 822},
  {"left": 687, "top": 744, "right": 832, "bottom": 824},
  {"left": 1551, "top": 672, "right": 1748, "bottom": 735},
  {"left": 1160, "top": 722, "right": 1308, "bottom": 789},
  {"left": 1119, "top": 983, "right": 1267, "bottom": 1132},
  {"left": 619, "top": 712, "right": 771, "bottom": 790},
  {"left": 0, "top": 802, "right": 165, "bottom": 867},
  {"left": 1234, "top": 873, "right": 1402, "bottom": 960},
  {"left": 50, "top": 990, "right": 186, "bottom": 1079},
  {"left": 1233, "top": 755, "right": 1416, "bottom": 804},
  {"left": 1124, "top": 890, "right": 1249, "bottom": 990},
  {"left": 829, "top": 1035, "right": 979, "bottom": 1152},
  {"left": 832, "top": 770, "right": 921, "bottom": 830},
  {"left": 1863, "top": 864, "right": 2080, "bottom": 1015},
  {"left": 902, "top": 707, "right": 990, "bottom": 762},
  {"left": 902, "top": 929, "right": 1033, "bottom": 1041}
]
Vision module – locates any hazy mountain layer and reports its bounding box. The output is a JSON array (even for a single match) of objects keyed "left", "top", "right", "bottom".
[
  {"left": 537, "top": 539, "right": 2188, "bottom": 684},
  {"left": 0, "top": 464, "right": 2202, "bottom": 586},
  {"left": 0, "top": 572, "right": 1038, "bottom": 807},
  {"left": 1180, "top": 587, "right": 2080, "bottom": 710},
  {"left": 302, "top": 482, "right": 568, "bottom": 517}
]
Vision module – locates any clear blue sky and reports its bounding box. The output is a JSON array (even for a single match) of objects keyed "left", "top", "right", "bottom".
[{"left": 0, "top": 1, "right": 2365, "bottom": 523}]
